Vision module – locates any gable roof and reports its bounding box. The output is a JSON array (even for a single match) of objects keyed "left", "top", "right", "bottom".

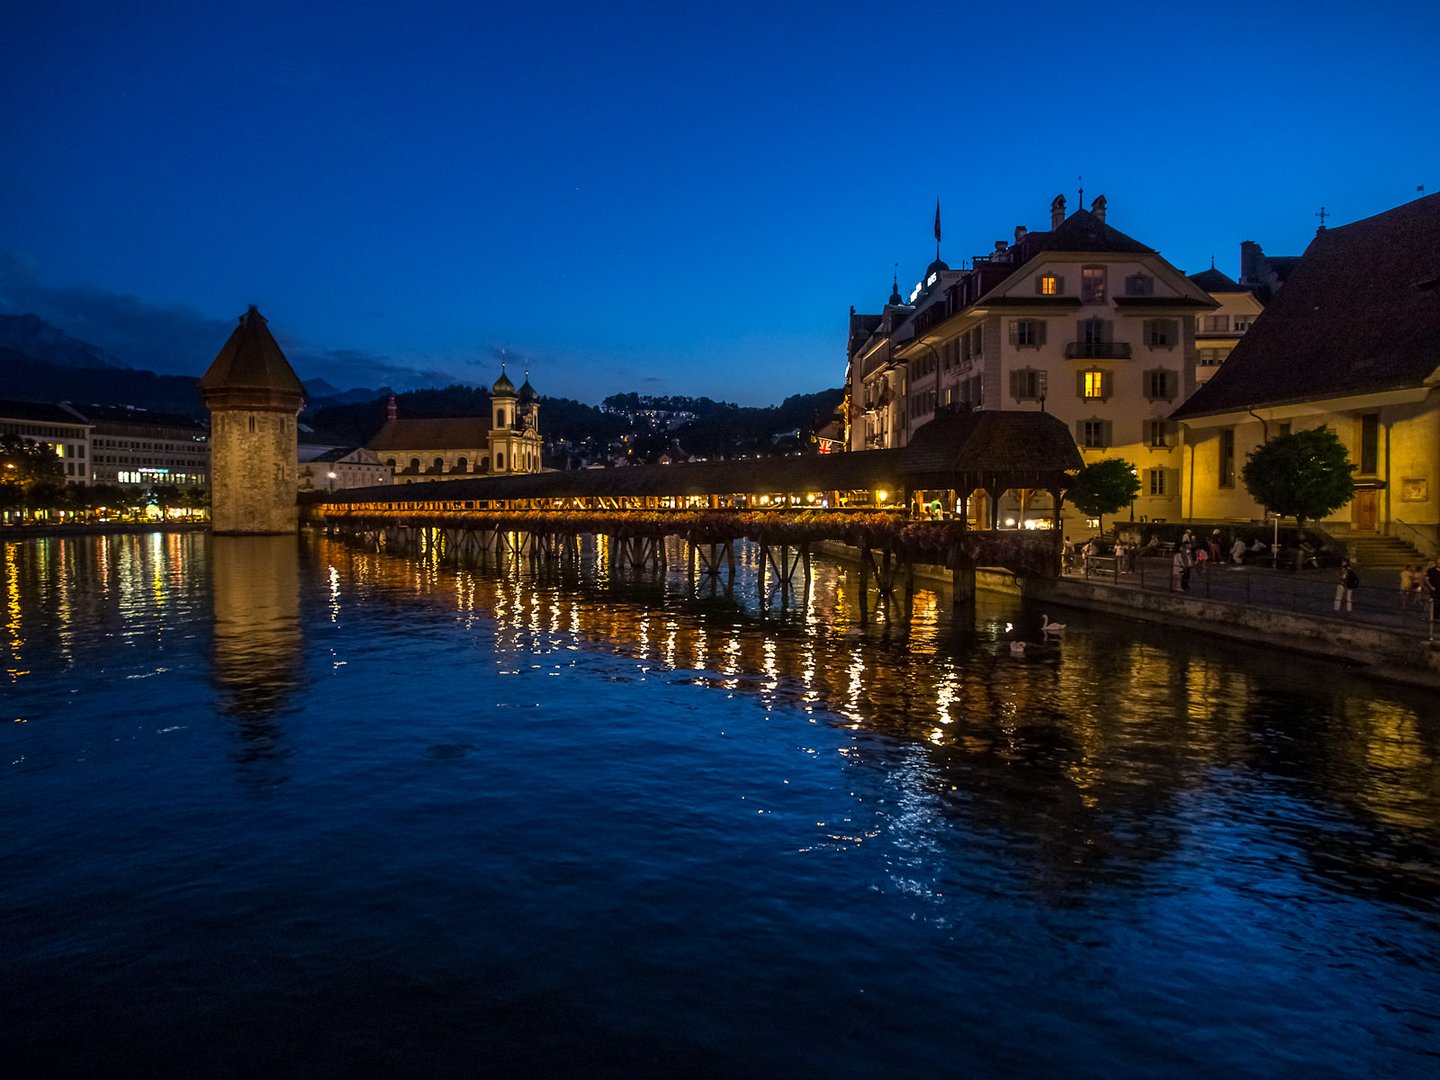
[
  {"left": 0, "top": 398, "right": 90, "bottom": 426},
  {"left": 1188, "top": 266, "right": 1244, "bottom": 293},
  {"left": 1173, "top": 194, "right": 1440, "bottom": 420},
  {"left": 368, "top": 416, "right": 493, "bottom": 452}
]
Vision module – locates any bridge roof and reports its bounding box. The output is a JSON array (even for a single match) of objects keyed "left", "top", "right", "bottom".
[{"left": 324, "top": 410, "right": 1079, "bottom": 504}]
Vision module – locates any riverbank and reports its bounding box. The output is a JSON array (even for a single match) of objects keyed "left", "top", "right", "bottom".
[
  {"left": 0, "top": 521, "right": 209, "bottom": 539},
  {"left": 818, "top": 541, "right": 1440, "bottom": 688}
]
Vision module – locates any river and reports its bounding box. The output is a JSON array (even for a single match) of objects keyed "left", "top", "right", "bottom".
[{"left": 3, "top": 530, "right": 1438, "bottom": 1077}]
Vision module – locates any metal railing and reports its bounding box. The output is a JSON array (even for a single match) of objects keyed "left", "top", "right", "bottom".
[{"left": 1068, "top": 554, "right": 1440, "bottom": 639}]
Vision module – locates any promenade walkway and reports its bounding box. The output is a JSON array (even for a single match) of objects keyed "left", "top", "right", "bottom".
[{"left": 1068, "top": 554, "right": 1439, "bottom": 640}]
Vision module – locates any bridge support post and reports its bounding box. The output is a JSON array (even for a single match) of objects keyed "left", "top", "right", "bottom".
[
  {"left": 858, "top": 545, "right": 870, "bottom": 625},
  {"left": 951, "top": 549, "right": 976, "bottom": 615}
]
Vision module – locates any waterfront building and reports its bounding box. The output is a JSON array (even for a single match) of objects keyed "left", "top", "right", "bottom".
[
  {"left": 1187, "top": 262, "right": 1264, "bottom": 385},
  {"left": 81, "top": 404, "right": 209, "bottom": 489},
  {"left": 847, "top": 195, "right": 1216, "bottom": 527},
  {"left": 198, "top": 306, "right": 306, "bottom": 534},
  {"left": 1172, "top": 194, "right": 1440, "bottom": 546},
  {"left": 368, "top": 368, "right": 543, "bottom": 482},
  {"left": 297, "top": 445, "right": 392, "bottom": 492},
  {"left": 0, "top": 398, "right": 92, "bottom": 484}
]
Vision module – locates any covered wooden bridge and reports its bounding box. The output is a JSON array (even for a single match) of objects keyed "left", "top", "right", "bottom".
[{"left": 306, "top": 409, "right": 1083, "bottom": 617}]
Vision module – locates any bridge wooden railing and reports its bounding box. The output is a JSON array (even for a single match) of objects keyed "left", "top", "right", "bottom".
[{"left": 308, "top": 506, "right": 1062, "bottom": 580}]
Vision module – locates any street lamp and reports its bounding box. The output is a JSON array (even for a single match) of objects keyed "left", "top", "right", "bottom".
[{"left": 327, "top": 470, "right": 337, "bottom": 492}]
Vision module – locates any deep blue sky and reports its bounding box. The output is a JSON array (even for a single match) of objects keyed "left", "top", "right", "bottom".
[{"left": 2, "top": 1, "right": 1437, "bottom": 404}]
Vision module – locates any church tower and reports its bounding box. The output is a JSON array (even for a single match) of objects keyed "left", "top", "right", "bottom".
[
  {"left": 199, "top": 306, "right": 306, "bottom": 534},
  {"left": 487, "top": 366, "right": 519, "bottom": 474}
]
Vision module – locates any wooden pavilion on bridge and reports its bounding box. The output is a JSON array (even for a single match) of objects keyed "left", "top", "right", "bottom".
[{"left": 306, "top": 409, "right": 1083, "bottom": 619}]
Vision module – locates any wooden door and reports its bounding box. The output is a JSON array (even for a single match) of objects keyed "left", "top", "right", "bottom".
[{"left": 1352, "top": 489, "right": 1378, "bottom": 532}]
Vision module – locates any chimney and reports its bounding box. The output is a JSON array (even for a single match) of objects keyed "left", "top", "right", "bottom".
[
  {"left": 386, "top": 393, "right": 398, "bottom": 421},
  {"left": 1090, "top": 194, "right": 1107, "bottom": 224},
  {"left": 994, "top": 240, "right": 1008, "bottom": 254},
  {"left": 1050, "top": 194, "right": 1066, "bottom": 229},
  {"left": 1014, "top": 225, "right": 1028, "bottom": 244}
]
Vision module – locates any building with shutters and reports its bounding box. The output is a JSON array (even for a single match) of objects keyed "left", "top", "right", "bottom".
[
  {"left": 1188, "top": 262, "right": 1265, "bottom": 384},
  {"left": 846, "top": 194, "right": 1215, "bottom": 528},
  {"left": 1172, "top": 194, "right": 1440, "bottom": 546}
]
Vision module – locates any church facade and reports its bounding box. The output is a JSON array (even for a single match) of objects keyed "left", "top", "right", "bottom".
[{"left": 368, "top": 369, "right": 543, "bottom": 482}]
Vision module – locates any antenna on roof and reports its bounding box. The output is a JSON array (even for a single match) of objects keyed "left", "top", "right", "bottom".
[
  {"left": 1210, "top": 255, "right": 1216, "bottom": 269},
  {"left": 1077, "top": 175, "right": 1084, "bottom": 206}
]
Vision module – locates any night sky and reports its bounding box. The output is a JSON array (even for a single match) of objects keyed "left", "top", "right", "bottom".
[{"left": 3, "top": 1, "right": 1437, "bottom": 404}]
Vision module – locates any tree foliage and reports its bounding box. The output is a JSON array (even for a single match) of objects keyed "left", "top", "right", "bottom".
[
  {"left": 1241, "top": 425, "right": 1354, "bottom": 526},
  {"left": 1065, "top": 458, "right": 1140, "bottom": 532}
]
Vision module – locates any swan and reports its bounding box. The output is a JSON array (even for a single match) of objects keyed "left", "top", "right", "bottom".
[
  {"left": 1041, "top": 614, "right": 1066, "bottom": 635},
  {"left": 1009, "top": 640, "right": 1027, "bottom": 655}
]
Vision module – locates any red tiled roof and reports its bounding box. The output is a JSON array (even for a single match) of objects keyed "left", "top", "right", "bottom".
[{"left": 368, "top": 416, "right": 493, "bottom": 451}]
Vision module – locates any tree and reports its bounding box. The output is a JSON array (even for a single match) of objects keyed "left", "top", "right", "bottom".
[
  {"left": 1065, "top": 458, "right": 1140, "bottom": 534},
  {"left": 1241, "top": 425, "right": 1354, "bottom": 527}
]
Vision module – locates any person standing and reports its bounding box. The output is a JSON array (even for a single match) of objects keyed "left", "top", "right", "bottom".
[
  {"left": 1231, "top": 536, "right": 1247, "bottom": 565},
  {"left": 1172, "top": 543, "right": 1192, "bottom": 593},
  {"left": 1334, "top": 559, "right": 1359, "bottom": 613},
  {"left": 1426, "top": 561, "right": 1440, "bottom": 620}
]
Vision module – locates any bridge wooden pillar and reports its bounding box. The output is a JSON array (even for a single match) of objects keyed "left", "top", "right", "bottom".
[{"left": 950, "top": 547, "right": 976, "bottom": 615}]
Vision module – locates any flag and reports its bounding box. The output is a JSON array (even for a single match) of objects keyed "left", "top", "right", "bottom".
[{"left": 934, "top": 199, "right": 942, "bottom": 243}]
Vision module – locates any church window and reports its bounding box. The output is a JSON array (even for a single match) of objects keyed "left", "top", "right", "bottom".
[
  {"left": 497, "top": 452, "right": 504, "bottom": 470},
  {"left": 433, "top": 457, "right": 444, "bottom": 473},
  {"left": 455, "top": 457, "right": 467, "bottom": 473},
  {"left": 409, "top": 458, "right": 420, "bottom": 472}
]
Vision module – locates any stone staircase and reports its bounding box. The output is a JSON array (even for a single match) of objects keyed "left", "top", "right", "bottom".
[{"left": 1322, "top": 527, "right": 1429, "bottom": 573}]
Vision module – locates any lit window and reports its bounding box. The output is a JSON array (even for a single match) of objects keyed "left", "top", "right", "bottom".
[
  {"left": 1083, "top": 371, "right": 1105, "bottom": 399},
  {"left": 1038, "top": 274, "right": 1059, "bottom": 296}
]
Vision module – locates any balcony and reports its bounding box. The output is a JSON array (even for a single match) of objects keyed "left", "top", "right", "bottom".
[{"left": 1065, "top": 341, "right": 1132, "bottom": 360}]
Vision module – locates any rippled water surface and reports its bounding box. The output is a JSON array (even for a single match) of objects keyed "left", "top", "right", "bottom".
[{"left": 3, "top": 531, "right": 1439, "bottom": 1078}]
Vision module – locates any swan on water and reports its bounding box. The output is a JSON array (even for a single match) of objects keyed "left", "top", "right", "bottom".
[{"left": 1041, "top": 614, "right": 1066, "bottom": 635}]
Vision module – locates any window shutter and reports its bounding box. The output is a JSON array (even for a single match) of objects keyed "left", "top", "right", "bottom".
[
  {"left": 1166, "top": 319, "right": 1179, "bottom": 345},
  {"left": 1074, "top": 420, "right": 1085, "bottom": 443},
  {"left": 1055, "top": 276, "right": 1065, "bottom": 294},
  {"left": 1143, "top": 319, "right": 1155, "bottom": 344},
  {"left": 1035, "top": 320, "right": 1047, "bottom": 346},
  {"left": 1076, "top": 319, "right": 1087, "bottom": 343},
  {"left": 1036, "top": 276, "right": 1044, "bottom": 295},
  {"left": 1163, "top": 371, "right": 1175, "bottom": 401},
  {"left": 1009, "top": 320, "right": 1019, "bottom": 345},
  {"left": 1076, "top": 370, "right": 1087, "bottom": 398},
  {"left": 1104, "top": 421, "right": 1114, "bottom": 448},
  {"left": 1102, "top": 371, "right": 1114, "bottom": 400},
  {"left": 1102, "top": 319, "right": 1114, "bottom": 342},
  {"left": 1009, "top": 370, "right": 1021, "bottom": 400}
]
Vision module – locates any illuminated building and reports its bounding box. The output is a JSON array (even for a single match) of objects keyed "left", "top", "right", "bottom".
[
  {"left": 368, "top": 367, "right": 543, "bottom": 482},
  {"left": 1187, "top": 262, "right": 1264, "bottom": 385},
  {"left": 1173, "top": 194, "right": 1440, "bottom": 541},
  {"left": 81, "top": 404, "right": 209, "bottom": 488},
  {"left": 198, "top": 306, "right": 306, "bottom": 534},
  {"left": 847, "top": 194, "right": 1216, "bottom": 528},
  {"left": 298, "top": 445, "right": 392, "bottom": 491},
  {"left": 0, "top": 398, "right": 92, "bottom": 484}
]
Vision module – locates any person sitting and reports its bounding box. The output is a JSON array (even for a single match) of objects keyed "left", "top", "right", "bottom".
[{"left": 1231, "top": 537, "right": 1248, "bottom": 565}]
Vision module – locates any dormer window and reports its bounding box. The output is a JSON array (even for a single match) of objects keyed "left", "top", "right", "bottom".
[
  {"left": 1125, "top": 273, "right": 1154, "bottom": 296},
  {"left": 1036, "top": 274, "right": 1062, "bottom": 296}
]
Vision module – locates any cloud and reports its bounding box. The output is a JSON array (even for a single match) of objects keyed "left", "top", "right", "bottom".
[
  {"left": 0, "top": 250, "right": 231, "bottom": 375},
  {"left": 285, "top": 345, "right": 463, "bottom": 393},
  {"left": 0, "top": 249, "right": 462, "bottom": 392}
]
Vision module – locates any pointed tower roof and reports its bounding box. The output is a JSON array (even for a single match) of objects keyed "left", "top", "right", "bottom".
[
  {"left": 492, "top": 367, "right": 516, "bottom": 396},
  {"left": 198, "top": 306, "right": 305, "bottom": 409},
  {"left": 518, "top": 372, "right": 538, "bottom": 404}
]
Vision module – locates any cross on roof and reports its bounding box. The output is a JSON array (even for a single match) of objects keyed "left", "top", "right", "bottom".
[{"left": 1315, "top": 206, "right": 1330, "bottom": 228}]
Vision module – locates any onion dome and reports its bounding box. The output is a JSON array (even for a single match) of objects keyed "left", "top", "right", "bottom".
[
  {"left": 518, "top": 374, "right": 538, "bottom": 404},
  {"left": 492, "top": 368, "right": 515, "bottom": 396}
]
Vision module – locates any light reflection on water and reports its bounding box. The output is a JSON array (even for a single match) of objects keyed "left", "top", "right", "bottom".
[{"left": 2, "top": 529, "right": 1439, "bottom": 1078}]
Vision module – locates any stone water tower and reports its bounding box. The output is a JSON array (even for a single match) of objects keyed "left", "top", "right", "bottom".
[{"left": 199, "top": 306, "right": 305, "bottom": 534}]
